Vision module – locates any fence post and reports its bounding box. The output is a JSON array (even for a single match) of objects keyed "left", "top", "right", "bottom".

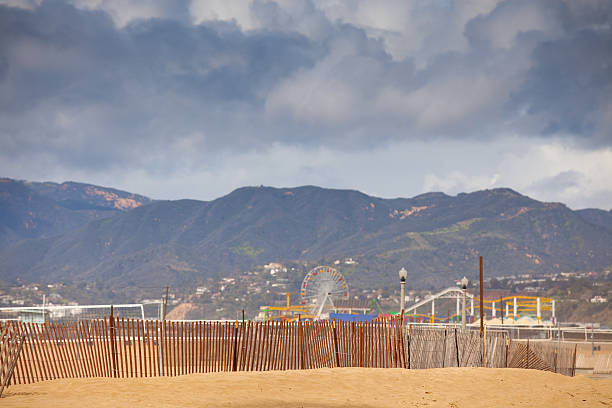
[
  {"left": 232, "top": 323, "right": 239, "bottom": 372},
  {"left": 332, "top": 320, "right": 340, "bottom": 368},
  {"left": 483, "top": 323, "right": 487, "bottom": 368},
  {"left": 572, "top": 344, "right": 577, "bottom": 377},
  {"left": 109, "top": 306, "right": 117, "bottom": 378},
  {"left": 505, "top": 337, "right": 509, "bottom": 368},
  {"left": 556, "top": 321, "right": 561, "bottom": 373},
  {"left": 454, "top": 328, "right": 460, "bottom": 367},
  {"left": 526, "top": 339, "right": 529, "bottom": 370},
  {"left": 359, "top": 325, "right": 364, "bottom": 368},
  {"left": 299, "top": 317, "right": 304, "bottom": 370},
  {"left": 406, "top": 325, "right": 411, "bottom": 369},
  {"left": 442, "top": 328, "right": 447, "bottom": 368}
]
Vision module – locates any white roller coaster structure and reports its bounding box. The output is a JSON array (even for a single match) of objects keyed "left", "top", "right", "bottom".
[{"left": 404, "top": 287, "right": 556, "bottom": 325}]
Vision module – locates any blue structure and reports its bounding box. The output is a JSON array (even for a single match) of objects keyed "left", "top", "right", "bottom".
[{"left": 329, "top": 313, "right": 378, "bottom": 323}]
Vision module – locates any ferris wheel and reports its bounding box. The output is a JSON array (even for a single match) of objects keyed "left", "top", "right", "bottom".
[{"left": 300, "top": 266, "right": 349, "bottom": 316}]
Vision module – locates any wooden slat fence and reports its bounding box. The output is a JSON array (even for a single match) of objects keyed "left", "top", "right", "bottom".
[
  {"left": 0, "top": 318, "right": 576, "bottom": 389},
  {"left": 507, "top": 340, "right": 576, "bottom": 376},
  {"left": 404, "top": 327, "right": 507, "bottom": 369},
  {"left": 0, "top": 322, "right": 25, "bottom": 396}
]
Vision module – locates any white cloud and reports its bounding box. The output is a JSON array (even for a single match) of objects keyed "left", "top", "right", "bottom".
[
  {"left": 499, "top": 142, "right": 612, "bottom": 208},
  {"left": 423, "top": 172, "right": 500, "bottom": 194},
  {"left": 319, "top": 0, "right": 502, "bottom": 61},
  {"left": 422, "top": 139, "right": 612, "bottom": 209},
  {"left": 466, "top": 0, "right": 564, "bottom": 49},
  {"left": 67, "top": 0, "right": 188, "bottom": 28},
  {"left": 0, "top": 0, "right": 39, "bottom": 8},
  {"left": 189, "top": 0, "right": 255, "bottom": 29}
]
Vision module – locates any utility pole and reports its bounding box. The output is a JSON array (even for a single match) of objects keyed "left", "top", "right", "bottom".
[{"left": 162, "top": 286, "right": 169, "bottom": 320}]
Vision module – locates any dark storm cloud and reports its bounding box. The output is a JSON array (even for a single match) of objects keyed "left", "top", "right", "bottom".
[
  {"left": 511, "top": 29, "right": 612, "bottom": 145},
  {"left": 0, "top": 0, "right": 324, "bottom": 169},
  {"left": 0, "top": 1, "right": 321, "bottom": 107},
  {"left": 0, "top": 2, "right": 123, "bottom": 111},
  {"left": 0, "top": 0, "right": 611, "bottom": 177},
  {"left": 462, "top": 0, "right": 612, "bottom": 144}
]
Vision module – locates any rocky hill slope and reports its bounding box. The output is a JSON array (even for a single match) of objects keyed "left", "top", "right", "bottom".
[{"left": 0, "top": 178, "right": 151, "bottom": 247}]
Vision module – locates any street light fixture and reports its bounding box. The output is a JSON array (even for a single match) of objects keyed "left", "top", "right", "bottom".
[
  {"left": 399, "top": 267, "right": 407, "bottom": 316},
  {"left": 461, "top": 276, "right": 468, "bottom": 331}
]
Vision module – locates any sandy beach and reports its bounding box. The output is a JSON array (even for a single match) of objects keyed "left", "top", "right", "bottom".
[{"left": 2, "top": 367, "right": 611, "bottom": 408}]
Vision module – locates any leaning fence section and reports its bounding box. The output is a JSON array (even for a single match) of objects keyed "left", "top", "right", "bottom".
[
  {"left": 506, "top": 339, "right": 576, "bottom": 376},
  {"left": 0, "top": 322, "right": 25, "bottom": 396},
  {"left": 0, "top": 318, "right": 577, "bottom": 388}
]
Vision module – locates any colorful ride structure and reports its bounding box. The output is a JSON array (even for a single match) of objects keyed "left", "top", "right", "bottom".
[
  {"left": 300, "top": 265, "right": 349, "bottom": 316},
  {"left": 404, "top": 287, "right": 555, "bottom": 325},
  {"left": 257, "top": 292, "right": 312, "bottom": 322},
  {"left": 256, "top": 266, "right": 556, "bottom": 326},
  {"left": 257, "top": 266, "right": 350, "bottom": 321}
]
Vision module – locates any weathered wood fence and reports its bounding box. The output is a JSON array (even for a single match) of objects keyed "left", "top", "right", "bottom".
[
  {"left": 507, "top": 340, "right": 577, "bottom": 376},
  {"left": 0, "top": 323, "right": 25, "bottom": 396},
  {"left": 0, "top": 319, "right": 575, "bottom": 388},
  {"left": 407, "top": 327, "right": 507, "bottom": 369}
]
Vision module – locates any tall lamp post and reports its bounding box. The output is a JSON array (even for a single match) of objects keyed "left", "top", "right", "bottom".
[
  {"left": 399, "top": 267, "right": 407, "bottom": 316},
  {"left": 461, "top": 276, "right": 469, "bottom": 331}
]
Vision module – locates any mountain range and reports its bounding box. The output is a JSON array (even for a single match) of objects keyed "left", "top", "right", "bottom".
[
  {"left": 0, "top": 178, "right": 611, "bottom": 290},
  {"left": 0, "top": 178, "right": 151, "bottom": 247}
]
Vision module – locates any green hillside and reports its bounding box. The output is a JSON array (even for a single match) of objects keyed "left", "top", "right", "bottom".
[{"left": 1, "top": 183, "right": 611, "bottom": 290}]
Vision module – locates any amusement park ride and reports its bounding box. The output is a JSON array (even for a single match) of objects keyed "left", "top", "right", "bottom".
[
  {"left": 403, "top": 287, "right": 556, "bottom": 325},
  {"left": 259, "top": 266, "right": 349, "bottom": 321},
  {"left": 259, "top": 265, "right": 556, "bottom": 325}
]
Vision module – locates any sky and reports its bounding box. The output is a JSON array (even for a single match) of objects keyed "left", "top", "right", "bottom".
[{"left": 0, "top": 0, "right": 611, "bottom": 209}]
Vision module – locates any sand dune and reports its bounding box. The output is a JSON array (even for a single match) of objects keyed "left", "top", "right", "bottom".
[{"left": 2, "top": 367, "right": 611, "bottom": 407}]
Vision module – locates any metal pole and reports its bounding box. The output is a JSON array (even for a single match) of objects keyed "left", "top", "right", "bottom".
[
  {"left": 462, "top": 289, "right": 466, "bottom": 331},
  {"left": 552, "top": 299, "right": 556, "bottom": 324},
  {"left": 431, "top": 300, "right": 435, "bottom": 324},
  {"left": 456, "top": 297, "right": 460, "bottom": 324},
  {"left": 400, "top": 280, "right": 406, "bottom": 315}
]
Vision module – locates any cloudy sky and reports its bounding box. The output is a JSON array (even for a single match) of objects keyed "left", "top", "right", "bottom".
[{"left": 0, "top": 0, "right": 611, "bottom": 209}]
